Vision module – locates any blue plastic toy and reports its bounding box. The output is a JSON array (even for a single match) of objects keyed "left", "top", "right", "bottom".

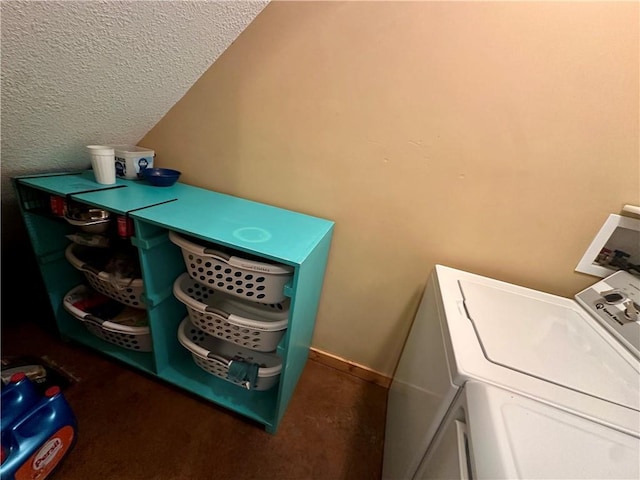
[{"left": 1, "top": 373, "right": 77, "bottom": 480}]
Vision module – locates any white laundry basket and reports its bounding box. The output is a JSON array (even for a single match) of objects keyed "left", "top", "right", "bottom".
[
  {"left": 63, "top": 285, "right": 152, "bottom": 352},
  {"left": 173, "top": 273, "right": 289, "bottom": 352},
  {"left": 169, "top": 231, "right": 293, "bottom": 304},
  {"left": 178, "top": 318, "right": 282, "bottom": 391},
  {"left": 65, "top": 243, "right": 146, "bottom": 309}
]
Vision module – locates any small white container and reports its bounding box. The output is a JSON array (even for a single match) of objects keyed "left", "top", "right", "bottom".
[
  {"left": 87, "top": 145, "right": 116, "bottom": 185},
  {"left": 112, "top": 145, "right": 155, "bottom": 180}
]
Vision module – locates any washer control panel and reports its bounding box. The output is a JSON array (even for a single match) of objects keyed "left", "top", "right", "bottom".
[{"left": 575, "top": 270, "right": 640, "bottom": 358}]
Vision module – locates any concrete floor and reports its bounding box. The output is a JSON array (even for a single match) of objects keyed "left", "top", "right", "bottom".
[{"left": 1, "top": 319, "right": 388, "bottom": 480}]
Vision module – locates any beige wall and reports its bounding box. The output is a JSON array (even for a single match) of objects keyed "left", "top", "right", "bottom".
[{"left": 141, "top": 1, "right": 639, "bottom": 376}]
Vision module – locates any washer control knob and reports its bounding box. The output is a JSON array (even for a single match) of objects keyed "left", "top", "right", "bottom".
[
  {"left": 602, "top": 290, "right": 627, "bottom": 305},
  {"left": 623, "top": 300, "right": 639, "bottom": 322}
]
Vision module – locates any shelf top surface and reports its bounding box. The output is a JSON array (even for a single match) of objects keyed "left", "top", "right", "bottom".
[
  {"left": 132, "top": 183, "right": 334, "bottom": 264},
  {"left": 17, "top": 171, "right": 334, "bottom": 264},
  {"left": 17, "top": 171, "right": 185, "bottom": 213},
  {"left": 17, "top": 171, "right": 122, "bottom": 196}
]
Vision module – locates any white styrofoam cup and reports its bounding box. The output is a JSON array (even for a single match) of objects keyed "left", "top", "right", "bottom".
[{"left": 87, "top": 145, "right": 116, "bottom": 185}]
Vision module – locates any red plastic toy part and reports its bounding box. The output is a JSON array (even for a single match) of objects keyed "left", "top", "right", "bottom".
[{"left": 10, "top": 372, "right": 26, "bottom": 383}]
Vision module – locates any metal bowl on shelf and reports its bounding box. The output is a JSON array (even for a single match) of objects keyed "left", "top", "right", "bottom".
[{"left": 64, "top": 208, "right": 111, "bottom": 234}]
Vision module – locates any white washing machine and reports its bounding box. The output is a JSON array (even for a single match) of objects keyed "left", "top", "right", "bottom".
[
  {"left": 383, "top": 265, "right": 640, "bottom": 479},
  {"left": 414, "top": 380, "right": 639, "bottom": 480}
]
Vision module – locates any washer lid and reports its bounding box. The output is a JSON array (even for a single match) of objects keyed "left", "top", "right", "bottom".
[
  {"left": 459, "top": 280, "right": 640, "bottom": 411},
  {"left": 466, "top": 381, "right": 640, "bottom": 480}
]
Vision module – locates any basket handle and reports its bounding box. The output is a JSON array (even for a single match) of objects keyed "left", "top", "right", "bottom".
[
  {"left": 82, "top": 264, "right": 102, "bottom": 276},
  {"left": 83, "top": 314, "right": 106, "bottom": 326},
  {"left": 63, "top": 291, "right": 106, "bottom": 324},
  {"left": 211, "top": 356, "right": 253, "bottom": 390},
  {"left": 204, "top": 306, "right": 229, "bottom": 319},
  {"left": 206, "top": 352, "right": 252, "bottom": 390},
  {"left": 169, "top": 231, "right": 232, "bottom": 262},
  {"left": 169, "top": 231, "right": 211, "bottom": 256},
  {"left": 64, "top": 244, "right": 102, "bottom": 275},
  {"left": 203, "top": 247, "right": 231, "bottom": 261},
  {"left": 177, "top": 320, "right": 254, "bottom": 390},
  {"left": 206, "top": 352, "right": 231, "bottom": 366},
  {"left": 173, "top": 276, "right": 228, "bottom": 317},
  {"left": 169, "top": 231, "right": 293, "bottom": 275}
]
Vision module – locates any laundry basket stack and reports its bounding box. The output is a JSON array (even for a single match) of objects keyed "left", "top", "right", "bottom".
[
  {"left": 170, "top": 231, "right": 293, "bottom": 391},
  {"left": 63, "top": 243, "right": 151, "bottom": 352},
  {"left": 61, "top": 201, "right": 151, "bottom": 353}
]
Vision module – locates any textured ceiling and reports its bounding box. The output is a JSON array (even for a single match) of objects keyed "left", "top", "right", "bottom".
[{"left": 1, "top": 0, "right": 268, "bottom": 199}]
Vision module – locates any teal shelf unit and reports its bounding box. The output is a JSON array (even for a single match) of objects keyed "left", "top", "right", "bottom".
[{"left": 13, "top": 171, "right": 334, "bottom": 433}]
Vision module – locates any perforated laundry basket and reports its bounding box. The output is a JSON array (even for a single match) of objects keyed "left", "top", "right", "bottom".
[
  {"left": 173, "top": 273, "right": 289, "bottom": 352},
  {"left": 178, "top": 318, "right": 282, "bottom": 391},
  {"left": 65, "top": 244, "right": 146, "bottom": 309},
  {"left": 63, "top": 285, "right": 152, "bottom": 352},
  {"left": 169, "top": 231, "right": 293, "bottom": 304}
]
